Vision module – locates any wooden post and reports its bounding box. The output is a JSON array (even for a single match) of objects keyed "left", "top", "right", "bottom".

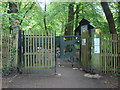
[
  {"left": 11, "top": 20, "right": 20, "bottom": 72},
  {"left": 0, "top": 30, "right": 2, "bottom": 71}
]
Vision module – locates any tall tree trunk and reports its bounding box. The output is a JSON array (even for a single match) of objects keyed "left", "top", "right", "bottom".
[
  {"left": 118, "top": 2, "right": 120, "bottom": 29},
  {"left": 75, "top": 4, "right": 80, "bottom": 29},
  {"left": 101, "top": 2, "right": 117, "bottom": 34},
  {"left": 44, "top": 0, "right": 48, "bottom": 35},
  {"left": 8, "top": 2, "right": 18, "bottom": 13},
  {"left": 118, "top": 1, "right": 120, "bottom": 32},
  {"left": 64, "top": 3, "right": 74, "bottom": 35},
  {"left": 8, "top": 2, "right": 18, "bottom": 33}
]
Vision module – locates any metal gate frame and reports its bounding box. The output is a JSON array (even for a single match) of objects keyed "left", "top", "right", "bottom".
[
  {"left": 56, "top": 35, "right": 80, "bottom": 65},
  {"left": 18, "top": 30, "right": 56, "bottom": 74}
]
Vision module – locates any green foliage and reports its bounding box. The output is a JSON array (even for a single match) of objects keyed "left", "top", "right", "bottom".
[
  {"left": 2, "top": 46, "right": 17, "bottom": 74},
  {"left": 1, "top": 2, "right": 120, "bottom": 35}
]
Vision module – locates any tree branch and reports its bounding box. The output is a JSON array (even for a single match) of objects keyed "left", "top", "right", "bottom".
[
  {"left": 73, "top": 4, "right": 91, "bottom": 15},
  {"left": 20, "top": 2, "right": 35, "bottom": 25},
  {"left": 19, "top": 2, "right": 30, "bottom": 13}
]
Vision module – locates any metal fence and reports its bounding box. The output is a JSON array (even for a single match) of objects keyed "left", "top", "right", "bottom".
[
  {"left": 21, "top": 30, "right": 56, "bottom": 74},
  {"left": 100, "top": 34, "right": 120, "bottom": 75},
  {"left": 1, "top": 29, "right": 119, "bottom": 75}
]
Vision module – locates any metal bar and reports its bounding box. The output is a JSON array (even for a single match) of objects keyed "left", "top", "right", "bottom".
[
  {"left": 54, "top": 31, "right": 56, "bottom": 74},
  {"left": 115, "top": 34, "right": 117, "bottom": 73},
  {"left": 36, "top": 32, "right": 38, "bottom": 68},
  {"left": 116, "top": 34, "right": 118, "bottom": 74},
  {"left": 30, "top": 33, "right": 33, "bottom": 72},
  {"left": 27, "top": 30, "right": 30, "bottom": 72},
  {"left": 48, "top": 32, "right": 50, "bottom": 68},
  {"left": 33, "top": 31, "right": 35, "bottom": 69},
  {"left": 51, "top": 31, "right": 53, "bottom": 67},
  {"left": 8, "top": 32, "right": 10, "bottom": 67},
  {"left": 105, "top": 39, "right": 107, "bottom": 74},
  {"left": 38, "top": 33, "right": 41, "bottom": 67},
  {"left": 24, "top": 31, "right": 27, "bottom": 69},
  {"left": 102, "top": 37, "right": 104, "bottom": 73},
  {"left": 45, "top": 33, "right": 47, "bottom": 67},
  {"left": 113, "top": 34, "right": 116, "bottom": 73},
  {"left": 106, "top": 38, "right": 108, "bottom": 73},
  {"left": 24, "top": 35, "right": 54, "bottom": 38},
  {"left": 42, "top": 32, "right": 44, "bottom": 67},
  {"left": 110, "top": 36, "right": 112, "bottom": 74}
]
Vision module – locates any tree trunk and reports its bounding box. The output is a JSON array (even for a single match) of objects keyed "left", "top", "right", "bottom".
[
  {"left": 75, "top": 4, "right": 80, "bottom": 29},
  {"left": 117, "top": 2, "right": 120, "bottom": 71},
  {"left": 118, "top": 2, "right": 120, "bottom": 28},
  {"left": 64, "top": 3, "right": 74, "bottom": 35},
  {"left": 101, "top": 2, "right": 117, "bottom": 34},
  {"left": 8, "top": 2, "right": 18, "bottom": 33},
  {"left": 118, "top": 1, "right": 120, "bottom": 32},
  {"left": 8, "top": 2, "right": 18, "bottom": 13},
  {"left": 44, "top": 0, "right": 48, "bottom": 35}
]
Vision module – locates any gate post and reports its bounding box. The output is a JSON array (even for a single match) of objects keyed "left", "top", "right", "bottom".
[
  {"left": 75, "top": 18, "right": 95, "bottom": 73},
  {"left": 17, "top": 30, "right": 24, "bottom": 74}
]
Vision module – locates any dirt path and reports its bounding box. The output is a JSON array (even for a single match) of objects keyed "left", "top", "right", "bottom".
[{"left": 2, "top": 65, "right": 110, "bottom": 88}]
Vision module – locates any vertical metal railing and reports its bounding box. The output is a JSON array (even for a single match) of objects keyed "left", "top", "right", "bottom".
[{"left": 23, "top": 30, "right": 56, "bottom": 74}]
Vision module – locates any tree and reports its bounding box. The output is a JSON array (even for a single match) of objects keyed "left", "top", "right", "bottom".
[
  {"left": 118, "top": 1, "right": 120, "bottom": 32},
  {"left": 19, "top": 2, "right": 35, "bottom": 25},
  {"left": 75, "top": 3, "right": 80, "bottom": 29},
  {"left": 118, "top": 2, "right": 120, "bottom": 30},
  {"left": 64, "top": 3, "right": 74, "bottom": 35},
  {"left": 8, "top": 2, "right": 18, "bottom": 32},
  {"left": 101, "top": 2, "right": 117, "bottom": 34},
  {"left": 43, "top": 0, "right": 48, "bottom": 34}
]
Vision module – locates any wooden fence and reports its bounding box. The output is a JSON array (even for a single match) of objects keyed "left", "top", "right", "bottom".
[
  {"left": 100, "top": 34, "right": 120, "bottom": 75},
  {"left": 0, "top": 30, "right": 18, "bottom": 74}
]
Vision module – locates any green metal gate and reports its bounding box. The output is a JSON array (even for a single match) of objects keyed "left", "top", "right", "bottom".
[
  {"left": 56, "top": 35, "right": 80, "bottom": 65},
  {"left": 18, "top": 30, "right": 56, "bottom": 74}
]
